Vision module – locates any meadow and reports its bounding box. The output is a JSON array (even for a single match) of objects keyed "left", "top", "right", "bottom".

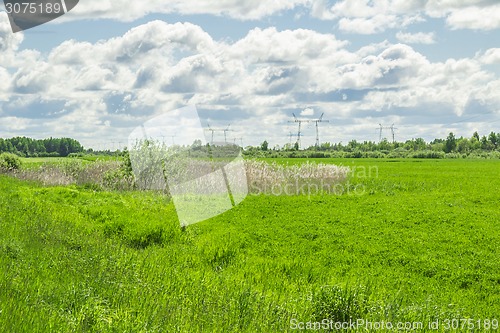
[{"left": 0, "top": 158, "right": 499, "bottom": 332}]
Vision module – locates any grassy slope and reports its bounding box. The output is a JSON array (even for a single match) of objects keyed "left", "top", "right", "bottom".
[{"left": 0, "top": 159, "right": 499, "bottom": 332}]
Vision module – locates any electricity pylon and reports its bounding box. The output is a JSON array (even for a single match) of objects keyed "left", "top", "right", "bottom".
[
  {"left": 312, "top": 113, "right": 329, "bottom": 147},
  {"left": 289, "top": 111, "right": 330, "bottom": 149},
  {"left": 206, "top": 124, "right": 234, "bottom": 144},
  {"left": 377, "top": 123, "right": 397, "bottom": 143}
]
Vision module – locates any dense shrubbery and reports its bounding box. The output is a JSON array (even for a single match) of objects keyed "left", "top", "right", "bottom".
[
  {"left": 103, "top": 149, "right": 136, "bottom": 191},
  {"left": 244, "top": 131, "right": 500, "bottom": 159},
  {"left": 410, "top": 150, "right": 445, "bottom": 159},
  {"left": 0, "top": 153, "right": 22, "bottom": 171}
]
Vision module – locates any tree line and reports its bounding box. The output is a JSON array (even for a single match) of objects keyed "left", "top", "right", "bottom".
[
  {"left": 0, "top": 137, "right": 84, "bottom": 157},
  {"left": 247, "top": 131, "right": 500, "bottom": 159}
]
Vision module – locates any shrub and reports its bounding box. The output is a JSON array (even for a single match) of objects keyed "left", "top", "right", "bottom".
[
  {"left": 445, "top": 153, "right": 463, "bottom": 159},
  {"left": 0, "top": 153, "right": 22, "bottom": 171},
  {"left": 61, "top": 159, "right": 85, "bottom": 179},
  {"left": 410, "top": 150, "right": 445, "bottom": 159}
]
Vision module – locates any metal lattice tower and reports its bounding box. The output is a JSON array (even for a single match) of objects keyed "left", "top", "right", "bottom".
[
  {"left": 206, "top": 124, "right": 216, "bottom": 145},
  {"left": 377, "top": 123, "right": 397, "bottom": 143},
  {"left": 222, "top": 125, "right": 234, "bottom": 143},
  {"left": 289, "top": 111, "right": 330, "bottom": 149},
  {"left": 312, "top": 113, "right": 329, "bottom": 147},
  {"left": 289, "top": 113, "right": 306, "bottom": 149},
  {"left": 232, "top": 137, "right": 243, "bottom": 146},
  {"left": 206, "top": 124, "right": 234, "bottom": 144}
]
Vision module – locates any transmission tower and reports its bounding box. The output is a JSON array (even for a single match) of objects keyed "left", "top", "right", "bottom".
[
  {"left": 377, "top": 123, "right": 397, "bottom": 143},
  {"left": 232, "top": 137, "right": 243, "bottom": 146},
  {"left": 312, "top": 113, "right": 329, "bottom": 147},
  {"left": 222, "top": 125, "right": 234, "bottom": 143},
  {"left": 289, "top": 112, "right": 330, "bottom": 149},
  {"left": 206, "top": 124, "right": 216, "bottom": 144},
  {"left": 205, "top": 124, "right": 233, "bottom": 144},
  {"left": 160, "top": 133, "right": 176, "bottom": 145},
  {"left": 289, "top": 113, "right": 306, "bottom": 149}
]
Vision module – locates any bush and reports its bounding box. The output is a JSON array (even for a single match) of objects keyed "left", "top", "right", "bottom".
[
  {"left": 410, "top": 150, "right": 445, "bottom": 159},
  {"left": 0, "top": 153, "right": 22, "bottom": 171},
  {"left": 445, "top": 153, "right": 463, "bottom": 159}
]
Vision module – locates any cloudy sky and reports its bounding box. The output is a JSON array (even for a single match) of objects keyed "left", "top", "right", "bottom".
[{"left": 1, "top": 0, "right": 499, "bottom": 149}]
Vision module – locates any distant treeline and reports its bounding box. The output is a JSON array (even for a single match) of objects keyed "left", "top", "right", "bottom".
[
  {"left": 0, "top": 137, "right": 84, "bottom": 157},
  {"left": 245, "top": 131, "right": 500, "bottom": 159}
]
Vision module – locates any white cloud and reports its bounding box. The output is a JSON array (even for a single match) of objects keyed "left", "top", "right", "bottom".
[
  {"left": 0, "top": 67, "right": 11, "bottom": 102},
  {"left": 445, "top": 4, "right": 500, "bottom": 30},
  {"left": 1, "top": 14, "right": 499, "bottom": 146},
  {"left": 229, "top": 27, "right": 350, "bottom": 63},
  {"left": 66, "top": 0, "right": 309, "bottom": 21},
  {"left": 479, "top": 48, "right": 500, "bottom": 64},
  {"left": 0, "top": 13, "right": 24, "bottom": 52},
  {"left": 4, "top": 0, "right": 499, "bottom": 35},
  {"left": 301, "top": 107, "right": 315, "bottom": 116},
  {"left": 315, "top": 0, "right": 500, "bottom": 33},
  {"left": 396, "top": 31, "right": 436, "bottom": 44}
]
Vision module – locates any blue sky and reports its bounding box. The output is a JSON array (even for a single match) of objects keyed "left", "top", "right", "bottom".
[{"left": 1, "top": 1, "right": 500, "bottom": 149}]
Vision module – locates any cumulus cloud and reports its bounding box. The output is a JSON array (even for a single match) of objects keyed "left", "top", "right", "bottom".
[
  {"left": 479, "top": 48, "right": 500, "bottom": 64},
  {"left": 1, "top": 13, "right": 499, "bottom": 146},
  {"left": 301, "top": 107, "right": 315, "bottom": 116},
  {"left": 315, "top": 0, "right": 500, "bottom": 33},
  {"left": 64, "top": 0, "right": 309, "bottom": 21},
  {"left": 396, "top": 31, "right": 436, "bottom": 44},
  {"left": 444, "top": 4, "right": 500, "bottom": 30},
  {"left": 1, "top": 0, "right": 496, "bottom": 34},
  {"left": 0, "top": 15, "right": 22, "bottom": 51}
]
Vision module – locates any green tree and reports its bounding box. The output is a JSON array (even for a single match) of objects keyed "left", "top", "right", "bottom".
[
  {"left": 260, "top": 140, "right": 269, "bottom": 151},
  {"left": 472, "top": 131, "right": 480, "bottom": 141},
  {"left": 444, "top": 132, "right": 456, "bottom": 153},
  {"left": 488, "top": 132, "right": 498, "bottom": 148},
  {"left": 456, "top": 137, "right": 471, "bottom": 153}
]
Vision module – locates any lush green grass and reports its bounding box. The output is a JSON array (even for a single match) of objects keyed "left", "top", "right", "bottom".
[{"left": 1, "top": 159, "right": 499, "bottom": 332}]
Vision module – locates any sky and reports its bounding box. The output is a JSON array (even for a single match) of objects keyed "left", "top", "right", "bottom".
[{"left": 1, "top": 0, "right": 500, "bottom": 149}]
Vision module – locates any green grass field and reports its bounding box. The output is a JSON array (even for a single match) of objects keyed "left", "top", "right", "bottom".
[{"left": 1, "top": 158, "right": 499, "bottom": 332}]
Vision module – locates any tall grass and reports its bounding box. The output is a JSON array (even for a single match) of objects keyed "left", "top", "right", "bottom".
[
  {"left": 4, "top": 158, "right": 351, "bottom": 196},
  {"left": 245, "top": 160, "right": 350, "bottom": 195},
  {"left": 9, "top": 160, "right": 120, "bottom": 188}
]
